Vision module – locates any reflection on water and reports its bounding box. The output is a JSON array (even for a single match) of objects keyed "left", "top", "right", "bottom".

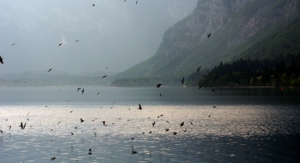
[{"left": 0, "top": 105, "right": 300, "bottom": 162}]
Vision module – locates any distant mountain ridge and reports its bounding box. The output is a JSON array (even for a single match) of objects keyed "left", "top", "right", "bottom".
[{"left": 114, "top": 0, "right": 300, "bottom": 84}]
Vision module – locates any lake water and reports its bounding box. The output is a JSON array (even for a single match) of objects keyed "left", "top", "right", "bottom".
[{"left": 0, "top": 87, "right": 300, "bottom": 162}]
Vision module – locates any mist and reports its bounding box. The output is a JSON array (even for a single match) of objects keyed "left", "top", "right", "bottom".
[{"left": 0, "top": 0, "right": 197, "bottom": 75}]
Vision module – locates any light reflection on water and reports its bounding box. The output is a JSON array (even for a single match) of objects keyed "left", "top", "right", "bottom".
[{"left": 1, "top": 105, "right": 300, "bottom": 162}]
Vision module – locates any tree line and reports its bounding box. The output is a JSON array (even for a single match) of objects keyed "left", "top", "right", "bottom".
[{"left": 198, "top": 53, "right": 300, "bottom": 87}]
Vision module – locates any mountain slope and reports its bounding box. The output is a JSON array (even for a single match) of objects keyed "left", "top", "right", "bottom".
[{"left": 115, "top": 0, "right": 300, "bottom": 81}]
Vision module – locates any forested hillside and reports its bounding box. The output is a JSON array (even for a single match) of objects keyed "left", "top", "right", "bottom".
[{"left": 198, "top": 54, "right": 300, "bottom": 87}]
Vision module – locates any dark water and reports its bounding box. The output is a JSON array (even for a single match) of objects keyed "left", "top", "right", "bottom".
[{"left": 0, "top": 87, "right": 300, "bottom": 162}]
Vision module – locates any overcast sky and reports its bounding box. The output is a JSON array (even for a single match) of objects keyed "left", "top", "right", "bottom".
[{"left": 0, "top": 0, "right": 197, "bottom": 75}]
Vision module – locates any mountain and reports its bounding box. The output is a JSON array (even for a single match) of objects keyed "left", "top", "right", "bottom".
[{"left": 114, "top": 0, "right": 300, "bottom": 86}]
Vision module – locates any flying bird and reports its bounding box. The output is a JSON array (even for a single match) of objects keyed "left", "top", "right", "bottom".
[
  {"left": 77, "top": 88, "right": 81, "bottom": 92},
  {"left": 165, "top": 128, "right": 169, "bottom": 132},
  {"left": 80, "top": 118, "right": 84, "bottom": 123},
  {"left": 156, "top": 84, "right": 162, "bottom": 88},
  {"left": 11, "top": 43, "right": 16, "bottom": 46},
  {"left": 48, "top": 68, "right": 53, "bottom": 72},
  {"left": 207, "top": 33, "right": 211, "bottom": 38},
  {"left": 0, "top": 130, "right": 3, "bottom": 133},
  {"left": 180, "top": 122, "right": 184, "bottom": 127},
  {"left": 92, "top": 4, "right": 95, "bottom": 6},
  {"left": 102, "top": 75, "right": 107, "bottom": 78},
  {"left": 57, "top": 121, "right": 62, "bottom": 125},
  {"left": 58, "top": 43, "right": 62, "bottom": 46},
  {"left": 51, "top": 157, "right": 56, "bottom": 161},
  {"left": 20, "top": 122, "right": 26, "bottom": 130},
  {"left": 138, "top": 104, "right": 142, "bottom": 110},
  {"left": 198, "top": 85, "right": 203, "bottom": 89},
  {"left": 88, "top": 148, "right": 92, "bottom": 155},
  {"left": 0, "top": 55, "right": 3, "bottom": 64},
  {"left": 71, "top": 132, "right": 74, "bottom": 135},
  {"left": 160, "top": 93, "right": 162, "bottom": 97},
  {"left": 152, "top": 121, "right": 155, "bottom": 127},
  {"left": 97, "top": 92, "right": 100, "bottom": 95},
  {"left": 136, "top": 0, "right": 138, "bottom": 4},
  {"left": 181, "top": 78, "right": 185, "bottom": 85},
  {"left": 197, "top": 66, "right": 201, "bottom": 72},
  {"left": 131, "top": 145, "right": 137, "bottom": 154},
  {"left": 75, "top": 40, "right": 79, "bottom": 42},
  {"left": 82, "top": 88, "right": 84, "bottom": 94},
  {"left": 173, "top": 132, "right": 178, "bottom": 135},
  {"left": 102, "top": 121, "right": 107, "bottom": 126}
]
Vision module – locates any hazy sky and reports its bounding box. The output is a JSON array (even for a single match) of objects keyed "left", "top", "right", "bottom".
[{"left": 0, "top": 0, "right": 197, "bottom": 75}]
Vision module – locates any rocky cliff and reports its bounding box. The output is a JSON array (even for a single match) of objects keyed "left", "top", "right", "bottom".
[{"left": 116, "top": 0, "right": 300, "bottom": 80}]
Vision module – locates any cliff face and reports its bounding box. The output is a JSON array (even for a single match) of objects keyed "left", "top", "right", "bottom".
[{"left": 117, "top": 0, "right": 300, "bottom": 78}]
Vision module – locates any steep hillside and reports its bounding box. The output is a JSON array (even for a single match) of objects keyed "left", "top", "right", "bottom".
[{"left": 115, "top": 0, "right": 300, "bottom": 84}]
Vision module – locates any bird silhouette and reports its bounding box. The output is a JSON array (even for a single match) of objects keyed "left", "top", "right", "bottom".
[
  {"left": 180, "top": 122, "right": 184, "bottom": 127},
  {"left": 20, "top": 122, "right": 26, "bottom": 130},
  {"left": 156, "top": 84, "right": 162, "bottom": 88},
  {"left": 152, "top": 121, "right": 155, "bottom": 127},
  {"left": 160, "top": 93, "right": 162, "bottom": 97},
  {"left": 0, "top": 55, "right": 3, "bottom": 64},
  {"left": 173, "top": 132, "right": 177, "bottom": 135},
  {"left": 165, "top": 128, "right": 169, "bottom": 132},
  {"left": 48, "top": 68, "right": 52, "bottom": 72},
  {"left": 58, "top": 43, "right": 62, "bottom": 46},
  {"left": 77, "top": 88, "right": 81, "bottom": 92},
  {"left": 97, "top": 92, "right": 100, "bottom": 95},
  {"left": 197, "top": 66, "right": 201, "bottom": 72},
  {"left": 11, "top": 43, "right": 16, "bottom": 46},
  {"left": 82, "top": 88, "right": 84, "bottom": 94},
  {"left": 102, "top": 75, "right": 107, "bottom": 78},
  {"left": 92, "top": 4, "right": 95, "bottom": 6},
  {"left": 88, "top": 148, "right": 92, "bottom": 155},
  {"left": 0, "top": 130, "right": 3, "bottom": 133},
  {"left": 207, "top": 33, "right": 211, "bottom": 38},
  {"left": 75, "top": 40, "right": 79, "bottom": 42},
  {"left": 138, "top": 104, "right": 142, "bottom": 110},
  {"left": 102, "top": 121, "right": 107, "bottom": 126},
  {"left": 131, "top": 145, "right": 137, "bottom": 154},
  {"left": 57, "top": 121, "right": 62, "bottom": 125},
  {"left": 71, "top": 132, "right": 74, "bottom": 135},
  {"left": 136, "top": 0, "right": 138, "bottom": 4},
  {"left": 80, "top": 118, "right": 84, "bottom": 123},
  {"left": 51, "top": 157, "right": 56, "bottom": 161},
  {"left": 181, "top": 78, "right": 185, "bottom": 85},
  {"left": 198, "top": 85, "right": 203, "bottom": 89}
]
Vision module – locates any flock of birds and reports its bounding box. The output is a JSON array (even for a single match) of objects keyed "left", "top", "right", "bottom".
[{"left": 0, "top": 2, "right": 216, "bottom": 161}]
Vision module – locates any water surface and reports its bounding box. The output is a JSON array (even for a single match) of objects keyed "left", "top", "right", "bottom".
[{"left": 0, "top": 87, "right": 299, "bottom": 162}]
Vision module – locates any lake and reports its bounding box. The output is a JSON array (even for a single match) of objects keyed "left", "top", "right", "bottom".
[{"left": 0, "top": 87, "right": 300, "bottom": 162}]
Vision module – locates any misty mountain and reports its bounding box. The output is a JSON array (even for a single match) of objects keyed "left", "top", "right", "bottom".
[{"left": 115, "top": 0, "right": 300, "bottom": 82}]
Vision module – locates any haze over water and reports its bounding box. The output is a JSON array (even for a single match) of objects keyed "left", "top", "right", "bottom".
[{"left": 0, "top": 87, "right": 300, "bottom": 162}]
